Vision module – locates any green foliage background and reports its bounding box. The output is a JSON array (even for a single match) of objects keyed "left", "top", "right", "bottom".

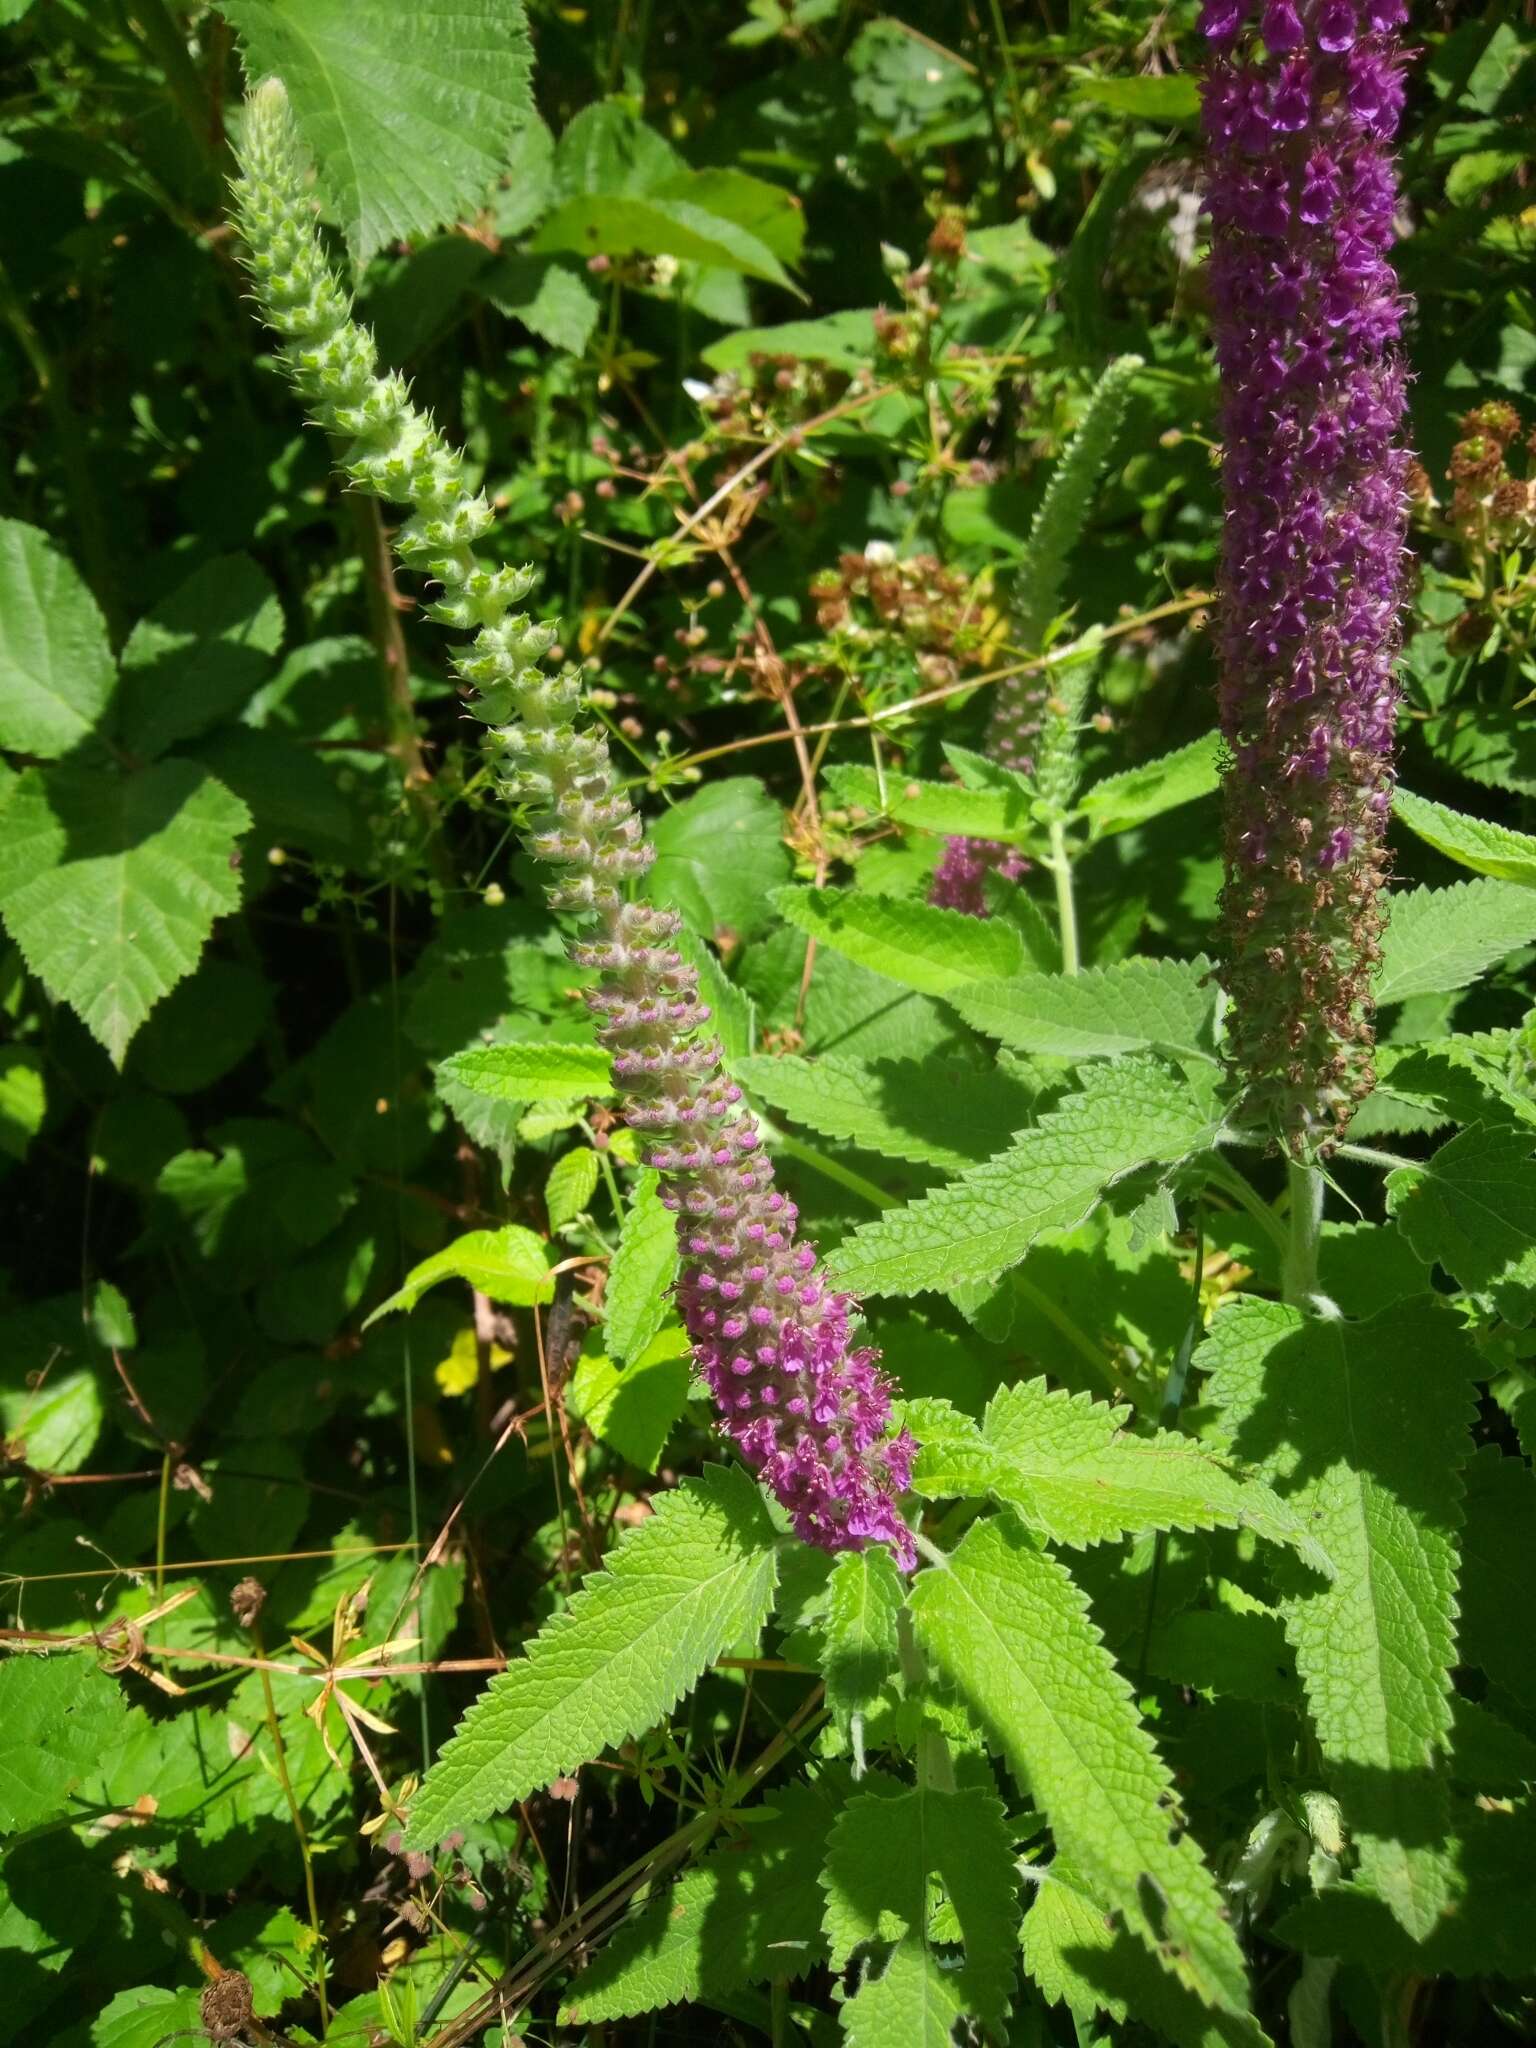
[{"left": 1, "top": 3, "right": 1534, "bottom": 2045}]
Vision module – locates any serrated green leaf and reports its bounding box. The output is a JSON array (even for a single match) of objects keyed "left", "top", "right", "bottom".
[
  {"left": 910, "top": 1517, "right": 1251, "bottom": 2015},
  {"left": 823, "top": 761, "right": 1034, "bottom": 845},
  {"left": 1199, "top": 1295, "right": 1481, "bottom": 1939},
  {"left": 821, "top": 1777, "right": 1020, "bottom": 2033},
  {"left": 438, "top": 1040, "right": 614, "bottom": 1104},
  {"left": 774, "top": 885, "right": 1022, "bottom": 997},
  {"left": 1394, "top": 786, "right": 1536, "bottom": 886},
  {"left": 0, "top": 1656, "right": 130, "bottom": 1833},
  {"left": 1076, "top": 734, "right": 1221, "bottom": 840},
  {"left": 1023, "top": 1859, "right": 1271, "bottom": 2047},
  {"left": 223, "top": 0, "right": 534, "bottom": 268},
  {"left": 1386, "top": 1123, "right": 1536, "bottom": 1318},
  {"left": 546, "top": 1145, "right": 599, "bottom": 1229},
  {"left": 948, "top": 955, "right": 1216, "bottom": 1061},
  {"left": 364, "top": 1223, "right": 554, "bottom": 1326},
  {"left": 1372, "top": 1039, "right": 1536, "bottom": 1134},
  {"left": 838, "top": 1942, "right": 964, "bottom": 2046},
  {"left": 0, "top": 519, "right": 115, "bottom": 759},
  {"left": 1458, "top": 1446, "right": 1536, "bottom": 1708},
  {"left": 403, "top": 1466, "right": 778, "bottom": 1845},
  {"left": 604, "top": 1168, "right": 679, "bottom": 1364},
  {"left": 116, "top": 554, "right": 283, "bottom": 759},
  {"left": 0, "top": 761, "right": 251, "bottom": 1064},
  {"left": 827, "top": 1055, "right": 1211, "bottom": 1297},
  {"left": 1376, "top": 878, "right": 1536, "bottom": 1004},
  {"left": 821, "top": 1546, "right": 904, "bottom": 1733},
  {"left": 1144, "top": 1607, "right": 1299, "bottom": 1707},
  {"left": 736, "top": 1050, "right": 1034, "bottom": 1171},
  {"left": 559, "top": 1777, "right": 841, "bottom": 2022},
  {"left": 912, "top": 1380, "right": 1331, "bottom": 1571}
]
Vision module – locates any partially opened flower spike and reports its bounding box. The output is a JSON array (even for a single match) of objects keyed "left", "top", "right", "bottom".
[{"left": 232, "top": 77, "right": 916, "bottom": 1565}]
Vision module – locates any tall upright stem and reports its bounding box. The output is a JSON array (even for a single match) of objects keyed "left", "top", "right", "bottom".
[
  {"left": 1282, "top": 1158, "right": 1325, "bottom": 1310},
  {"left": 1049, "top": 820, "right": 1080, "bottom": 976}
]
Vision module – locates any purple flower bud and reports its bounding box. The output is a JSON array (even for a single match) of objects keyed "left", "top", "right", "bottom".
[{"left": 1201, "top": 0, "right": 1411, "bottom": 1151}]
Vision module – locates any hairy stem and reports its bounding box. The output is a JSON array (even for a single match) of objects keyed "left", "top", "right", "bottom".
[
  {"left": 1282, "top": 1158, "right": 1326, "bottom": 1310},
  {"left": 1049, "top": 820, "right": 1080, "bottom": 975}
]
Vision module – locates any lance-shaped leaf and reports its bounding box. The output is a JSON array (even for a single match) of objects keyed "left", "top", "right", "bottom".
[
  {"left": 1198, "top": 1295, "right": 1481, "bottom": 1940},
  {"left": 1375, "top": 878, "right": 1536, "bottom": 1004},
  {"left": 1393, "top": 786, "right": 1536, "bottom": 888},
  {"left": 1075, "top": 732, "right": 1221, "bottom": 840},
  {"left": 910, "top": 1516, "right": 1251, "bottom": 2015},
  {"left": 948, "top": 955, "right": 1217, "bottom": 1062},
  {"left": 774, "top": 886, "right": 1023, "bottom": 997},
  {"left": 911, "top": 1384, "right": 1331, "bottom": 1573},
  {"left": 827, "top": 1055, "right": 1212, "bottom": 1297},
  {"left": 404, "top": 1466, "right": 778, "bottom": 1845},
  {"left": 736, "top": 1050, "right": 1034, "bottom": 1172},
  {"left": 1023, "top": 1859, "right": 1272, "bottom": 2048},
  {"left": 821, "top": 1776, "right": 1021, "bottom": 2037},
  {"left": 560, "top": 1776, "right": 843, "bottom": 2023}
]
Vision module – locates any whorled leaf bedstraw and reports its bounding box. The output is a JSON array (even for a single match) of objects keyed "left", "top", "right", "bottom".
[
  {"left": 232, "top": 79, "right": 916, "bottom": 1564},
  {"left": 1201, "top": 0, "right": 1411, "bottom": 1152}
]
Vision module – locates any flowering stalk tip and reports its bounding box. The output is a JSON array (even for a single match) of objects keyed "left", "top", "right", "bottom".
[
  {"left": 232, "top": 82, "right": 915, "bottom": 1565},
  {"left": 1201, "top": 0, "right": 1411, "bottom": 1151}
]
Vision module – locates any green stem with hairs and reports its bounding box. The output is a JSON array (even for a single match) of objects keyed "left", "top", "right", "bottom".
[{"left": 1282, "top": 1157, "right": 1326, "bottom": 1309}]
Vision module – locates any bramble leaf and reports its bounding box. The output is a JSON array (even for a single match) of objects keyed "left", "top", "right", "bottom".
[
  {"left": 827, "top": 1055, "right": 1212, "bottom": 1296},
  {"left": 0, "top": 519, "right": 115, "bottom": 760},
  {"left": 0, "top": 761, "right": 250, "bottom": 1063},
  {"left": 223, "top": 0, "right": 534, "bottom": 267},
  {"left": 1199, "top": 1295, "right": 1481, "bottom": 1939},
  {"left": 0, "top": 1656, "right": 130, "bottom": 1833},
  {"left": 566, "top": 1328, "right": 691, "bottom": 1471},
  {"left": 910, "top": 1516, "right": 1251, "bottom": 2015},
  {"left": 115, "top": 554, "right": 283, "bottom": 759},
  {"left": 948, "top": 955, "right": 1216, "bottom": 1061},
  {"left": 403, "top": 1466, "right": 778, "bottom": 1844}
]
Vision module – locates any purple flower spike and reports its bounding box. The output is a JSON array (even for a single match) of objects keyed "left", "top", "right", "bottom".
[
  {"left": 580, "top": 906, "right": 916, "bottom": 1565},
  {"left": 1202, "top": 0, "right": 1411, "bottom": 1151}
]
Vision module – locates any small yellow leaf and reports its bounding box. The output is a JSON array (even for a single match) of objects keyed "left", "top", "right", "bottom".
[{"left": 435, "top": 1326, "right": 511, "bottom": 1397}]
